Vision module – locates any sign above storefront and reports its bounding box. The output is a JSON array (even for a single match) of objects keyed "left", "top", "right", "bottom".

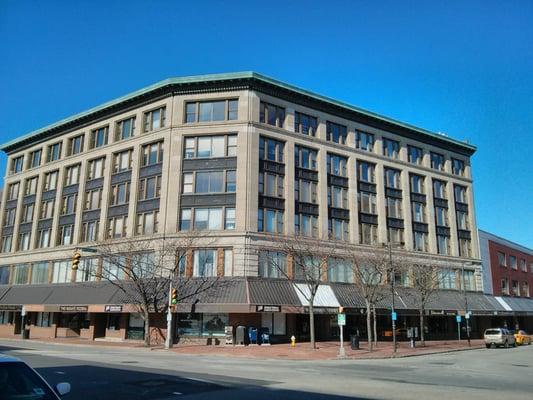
[
  {"left": 104, "top": 305, "right": 123, "bottom": 312},
  {"left": 256, "top": 305, "right": 281, "bottom": 313},
  {"left": 59, "top": 305, "right": 88, "bottom": 312},
  {"left": 0, "top": 305, "right": 22, "bottom": 311}
]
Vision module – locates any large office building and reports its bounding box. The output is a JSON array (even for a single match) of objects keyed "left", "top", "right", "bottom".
[{"left": 0, "top": 72, "right": 506, "bottom": 343}]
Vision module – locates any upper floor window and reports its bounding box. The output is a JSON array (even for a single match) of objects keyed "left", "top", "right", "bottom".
[
  {"left": 328, "top": 185, "right": 348, "bottom": 209},
  {"left": 186, "top": 100, "right": 237, "bottom": 123},
  {"left": 260, "top": 102, "right": 285, "bottom": 127},
  {"left": 355, "top": 131, "right": 374, "bottom": 152},
  {"left": 520, "top": 259, "right": 527, "bottom": 272},
  {"left": 4, "top": 208, "right": 16, "bottom": 226},
  {"left": 87, "top": 157, "right": 105, "bottom": 180},
  {"left": 141, "top": 141, "right": 164, "bottom": 166},
  {"left": 433, "top": 179, "right": 446, "bottom": 199},
  {"left": 359, "top": 192, "right": 377, "bottom": 214},
  {"left": 326, "top": 122, "right": 347, "bottom": 145},
  {"left": 382, "top": 138, "right": 400, "bottom": 159},
  {"left": 439, "top": 269, "right": 456, "bottom": 289},
  {"left": 437, "top": 234, "right": 450, "bottom": 255},
  {"left": 24, "top": 176, "right": 39, "bottom": 196},
  {"left": 386, "top": 197, "right": 403, "bottom": 219},
  {"left": 384, "top": 168, "right": 401, "bottom": 189},
  {"left": 358, "top": 161, "right": 375, "bottom": 183},
  {"left": 113, "top": 149, "right": 133, "bottom": 173},
  {"left": 295, "top": 213, "right": 318, "bottom": 238},
  {"left": 110, "top": 182, "right": 130, "bottom": 205},
  {"left": 90, "top": 126, "right": 109, "bottom": 149},
  {"left": 329, "top": 219, "right": 349, "bottom": 241},
  {"left": 107, "top": 216, "right": 128, "bottom": 239},
  {"left": 58, "top": 224, "right": 74, "bottom": 246},
  {"left": 259, "top": 136, "right": 284, "bottom": 163},
  {"left": 40, "top": 199, "right": 55, "bottom": 219},
  {"left": 7, "top": 182, "right": 20, "bottom": 200},
  {"left": 47, "top": 142, "right": 62, "bottom": 162},
  {"left": 410, "top": 174, "right": 424, "bottom": 194},
  {"left": 327, "top": 154, "right": 347, "bottom": 177},
  {"left": 498, "top": 251, "right": 506, "bottom": 267},
  {"left": 61, "top": 193, "right": 77, "bottom": 215},
  {"left": 430, "top": 152, "right": 445, "bottom": 171},
  {"left": 184, "top": 135, "right": 235, "bottom": 159},
  {"left": 501, "top": 278, "right": 509, "bottom": 295},
  {"left": 459, "top": 238, "right": 471, "bottom": 257},
  {"left": 259, "top": 172, "right": 284, "bottom": 198},
  {"left": 138, "top": 175, "right": 161, "bottom": 200},
  {"left": 435, "top": 206, "right": 448, "bottom": 226},
  {"left": 510, "top": 255, "right": 517, "bottom": 270},
  {"left": 258, "top": 208, "right": 284, "bottom": 233},
  {"left": 115, "top": 117, "right": 135, "bottom": 141},
  {"left": 29, "top": 149, "right": 42, "bottom": 169},
  {"left": 1, "top": 236, "right": 13, "bottom": 253},
  {"left": 84, "top": 188, "right": 102, "bottom": 210},
  {"left": 295, "top": 179, "right": 317, "bottom": 203},
  {"left": 136, "top": 210, "right": 159, "bottom": 235},
  {"left": 43, "top": 171, "right": 58, "bottom": 191},
  {"left": 21, "top": 204, "right": 34, "bottom": 223},
  {"left": 10, "top": 155, "right": 24, "bottom": 174},
  {"left": 18, "top": 232, "right": 31, "bottom": 251},
  {"left": 64, "top": 164, "right": 81, "bottom": 186},
  {"left": 68, "top": 134, "right": 84, "bottom": 156},
  {"left": 294, "top": 145, "right": 317, "bottom": 170},
  {"left": 408, "top": 145, "right": 423, "bottom": 165},
  {"left": 258, "top": 251, "right": 287, "bottom": 278},
  {"left": 360, "top": 223, "right": 378, "bottom": 245},
  {"left": 193, "top": 249, "right": 218, "bottom": 277},
  {"left": 294, "top": 111, "right": 317, "bottom": 136},
  {"left": 454, "top": 185, "right": 467, "bottom": 203},
  {"left": 452, "top": 158, "right": 465, "bottom": 176},
  {"left": 411, "top": 202, "right": 426, "bottom": 223},
  {"left": 144, "top": 107, "right": 166, "bottom": 131},
  {"left": 456, "top": 210, "right": 469, "bottom": 230}
]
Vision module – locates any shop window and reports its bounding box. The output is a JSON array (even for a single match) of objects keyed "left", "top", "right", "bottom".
[
  {"left": 36, "top": 312, "right": 52, "bottom": 327},
  {"left": 261, "top": 312, "right": 287, "bottom": 335},
  {"left": 107, "top": 314, "right": 121, "bottom": 331}
]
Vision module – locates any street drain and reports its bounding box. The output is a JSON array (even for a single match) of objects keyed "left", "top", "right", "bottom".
[
  {"left": 121, "top": 361, "right": 139, "bottom": 364},
  {"left": 511, "top": 364, "right": 529, "bottom": 368}
]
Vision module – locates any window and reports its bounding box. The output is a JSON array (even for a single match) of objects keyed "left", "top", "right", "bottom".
[
  {"left": 194, "top": 208, "right": 223, "bottom": 230},
  {"left": 4, "top": 208, "right": 16, "bottom": 226},
  {"left": 326, "top": 121, "right": 347, "bottom": 144},
  {"left": 382, "top": 138, "right": 400, "bottom": 158},
  {"left": 454, "top": 185, "right": 467, "bottom": 203},
  {"left": 459, "top": 238, "right": 471, "bottom": 257},
  {"left": 329, "top": 218, "right": 349, "bottom": 241},
  {"left": 61, "top": 194, "right": 77, "bottom": 215},
  {"left": 43, "top": 171, "right": 58, "bottom": 191},
  {"left": 358, "top": 192, "right": 377, "bottom": 214},
  {"left": 224, "top": 250, "right": 233, "bottom": 276},
  {"left": 452, "top": 158, "right": 465, "bottom": 176},
  {"left": 52, "top": 260, "right": 71, "bottom": 283},
  {"left": 510, "top": 255, "right": 517, "bottom": 270},
  {"left": 437, "top": 234, "right": 450, "bottom": 255},
  {"left": 37, "top": 228, "right": 51, "bottom": 248},
  {"left": 40, "top": 199, "right": 55, "bottom": 219},
  {"left": 85, "top": 188, "right": 102, "bottom": 210},
  {"left": 68, "top": 134, "right": 84, "bottom": 155},
  {"left": 76, "top": 258, "right": 98, "bottom": 282},
  {"left": 433, "top": 180, "right": 446, "bottom": 199},
  {"left": 113, "top": 149, "right": 133, "bottom": 173},
  {"left": 81, "top": 220, "right": 99, "bottom": 242},
  {"left": 328, "top": 259, "right": 353, "bottom": 283},
  {"left": 226, "top": 170, "right": 236, "bottom": 192},
  {"left": 356, "top": 131, "right": 374, "bottom": 151},
  {"left": 327, "top": 154, "right": 347, "bottom": 177},
  {"left": 18, "top": 232, "right": 31, "bottom": 251},
  {"left": 413, "top": 231, "right": 428, "bottom": 251},
  {"left": 461, "top": 270, "right": 475, "bottom": 291},
  {"left": 136, "top": 211, "right": 159, "bottom": 235},
  {"left": 294, "top": 179, "right": 317, "bottom": 203},
  {"left": 11, "top": 155, "right": 24, "bottom": 174},
  {"left": 430, "top": 152, "right": 445, "bottom": 171},
  {"left": 141, "top": 141, "right": 164, "bottom": 166},
  {"left": 29, "top": 149, "right": 42, "bottom": 168},
  {"left": 64, "top": 164, "right": 81, "bottom": 185},
  {"left": 1, "top": 236, "right": 13, "bottom": 253},
  {"left": 184, "top": 135, "right": 236, "bottom": 159},
  {"left": 225, "top": 208, "right": 236, "bottom": 230},
  {"left": 259, "top": 136, "right": 284, "bottom": 162},
  {"left": 115, "top": 117, "right": 135, "bottom": 141},
  {"left": 107, "top": 216, "right": 128, "bottom": 238},
  {"left": 385, "top": 168, "right": 401, "bottom": 189},
  {"left": 144, "top": 107, "right": 166, "bottom": 131},
  {"left": 258, "top": 251, "right": 286, "bottom": 278},
  {"left": 58, "top": 224, "right": 74, "bottom": 245},
  {"left": 47, "top": 142, "right": 62, "bottom": 162},
  {"left": 328, "top": 186, "right": 348, "bottom": 208},
  {"left": 258, "top": 172, "right": 284, "bottom": 198},
  {"left": 408, "top": 145, "right": 423, "bottom": 165},
  {"left": 522, "top": 282, "right": 530, "bottom": 297},
  {"left": 22, "top": 203, "right": 34, "bottom": 223},
  {"left": 260, "top": 102, "right": 285, "bottom": 127},
  {"left": 186, "top": 100, "right": 237, "bottom": 123},
  {"left": 512, "top": 280, "right": 520, "bottom": 296},
  {"left": 294, "top": 111, "right": 318, "bottom": 136},
  {"left": 520, "top": 259, "right": 527, "bottom": 272},
  {"left": 24, "top": 177, "right": 38, "bottom": 196},
  {"left": 294, "top": 213, "right": 318, "bottom": 237},
  {"left": 439, "top": 269, "right": 456, "bottom": 289},
  {"left": 294, "top": 145, "right": 317, "bottom": 170},
  {"left": 386, "top": 197, "right": 402, "bottom": 218},
  {"left": 12, "top": 264, "right": 29, "bottom": 284},
  {"left": 193, "top": 250, "right": 217, "bottom": 277},
  {"left": 498, "top": 252, "right": 506, "bottom": 267},
  {"left": 138, "top": 175, "right": 161, "bottom": 200},
  {"left": 110, "top": 182, "right": 130, "bottom": 205},
  {"left": 195, "top": 171, "right": 224, "bottom": 193},
  {"left": 258, "top": 209, "right": 284, "bottom": 233},
  {"left": 36, "top": 312, "right": 52, "bottom": 327},
  {"left": 456, "top": 210, "right": 469, "bottom": 230},
  {"left": 31, "top": 262, "right": 49, "bottom": 284},
  {"left": 435, "top": 206, "right": 448, "bottom": 226},
  {"left": 89, "top": 126, "right": 108, "bottom": 149},
  {"left": 501, "top": 278, "right": 509, "bottom": 295},
  {"left": 360, "top": 223, "right": 378, "bottom": 245},
  {"left": 7, "top": 182, "right": 20, "bottom": 200},
  {"left": 388, "top": 227, "right": 404, "bottom": 244},
  {"left": 410, "top": 174, "right": 424, "bottom": 194},
  {"left": 87, "top": 157, "right": 105, "bottom": 180},
  {"left": 412, "top": 202, "right": 426, "bottom": 223},
  {"left": 0, "top": 266, "right": 10, "bottom": 284},
  {"left": 358, "top": 161, "right": 375, "bottom": 183}
]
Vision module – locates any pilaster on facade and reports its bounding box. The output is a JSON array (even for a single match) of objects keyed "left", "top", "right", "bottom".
[
  {"left": 446, "top": 182, "right": 460, "bottom": 257},
  {"left": 425, "top": 176, "right": 437, "bottom": 254},
  {"left": 375, "top": 163, "right": 388, "bottom": 244},
  {"left": 72, "top": 158, "right": 88, "bottom": 245},
  {"left": 347, "top": 156, "right": 359, "bottom": 244},
  {"left": 284, "top": 139, "right": 295, "bottom": 236},
  {"left": 164, "top": 127, "right": 182, "bottom": 234},
  {"left": 50, "top": 167, "right": 66, "bottom": 247},
  {"left": 317, "top": 147, "right": 329, "bottom": 238},
  {"left": 400, "top": 168, "right": 414, "bottom": 250}
]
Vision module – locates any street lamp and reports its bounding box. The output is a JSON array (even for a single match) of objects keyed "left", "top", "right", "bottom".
[
  {"left": 462, "top": 262, "right": 473, "bottom": 347},
  {"left": 383, "top": 241, "right": 404, "bottom": 355}
]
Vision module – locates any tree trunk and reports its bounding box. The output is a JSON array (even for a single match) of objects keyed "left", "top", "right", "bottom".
[
  {"left": 372, "top": 305, "right": 378, "bottom": 347},
  {"left": 366, "top": 302, "right": 373, "bottom": 352},
  {"left": 419, "top": 305, "right": 426, "bottom": 347},
  {"left": 309, "top": 297, "right": 316, "bottom": 350},
  {"left": 143, "top": 308, "right": 151, "bottom": 347}
]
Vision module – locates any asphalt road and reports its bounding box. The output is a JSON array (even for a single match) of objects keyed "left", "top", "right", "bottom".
[{"left": 1, "top": 339, "right": 532, "bottom": 400}]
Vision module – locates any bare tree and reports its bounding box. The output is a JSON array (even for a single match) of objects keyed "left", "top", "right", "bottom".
[{"left": 266, "top": 234, "right": 339, "bottom": 350}]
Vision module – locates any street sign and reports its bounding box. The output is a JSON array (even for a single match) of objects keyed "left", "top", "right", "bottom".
[
  {"left": 465, "top": 312, "right": 471, "bottom": 319},
  {"left": 21, "top": 306, "right": 26, "bottom": 317},
  {"left": 456, "top": 315, "right": 462, "bottom": 323},
  {"left": 79, "top": 247, "right": 98, "bottom": 253},
  {"left": 337, "top": 313, "right": 346, "bottom": 326},
  {"left": 391, "top": 312, "right": 397, "bottom": 321}
]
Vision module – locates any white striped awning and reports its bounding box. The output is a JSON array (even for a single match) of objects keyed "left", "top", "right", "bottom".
[{"left": 294, "top": 284, "right": 340, "bottom": 308}]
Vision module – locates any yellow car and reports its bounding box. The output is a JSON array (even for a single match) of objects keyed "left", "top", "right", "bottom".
[{"left": 514, "top": 330, "right": 532, "bottom": 345}]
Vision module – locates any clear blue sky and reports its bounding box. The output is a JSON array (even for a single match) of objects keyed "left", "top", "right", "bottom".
[{"left": 0, "top": 0, "right": 532, "bottom": 248}]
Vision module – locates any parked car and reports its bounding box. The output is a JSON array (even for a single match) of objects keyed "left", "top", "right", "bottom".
[
  {"left": 514, "top": 330, "right": 532, "bottom": 345},
  {"left": 0, "top": 353, "right": 70, "bottom": 399},
  {"left": 484, "top": 328, "right": 516, "bottom": 348}
]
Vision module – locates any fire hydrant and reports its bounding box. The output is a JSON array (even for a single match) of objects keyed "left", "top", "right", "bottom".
[{"left": 291, "top": 335, "right": 296, "bottom": 347}]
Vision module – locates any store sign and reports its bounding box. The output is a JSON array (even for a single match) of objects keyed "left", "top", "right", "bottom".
[
  {"left": 59, "top": 305, "right": 88, "bottom": 312},
  {"left": 104, "top": 305, "right": 123, "bottom": 312},
  {"left": 0, "top": 305, "right": 22, "bottom": 311},
  {"left": 256, "top": 305, "right": 281, "bottom": 313}
]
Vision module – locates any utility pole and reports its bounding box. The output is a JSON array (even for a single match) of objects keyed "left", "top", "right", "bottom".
[
  {"left": 388, "top": 242, "right": 397, "bottom": 355},
  {"left": 462, "top": 262, "right": 471, "bottom": 347}
]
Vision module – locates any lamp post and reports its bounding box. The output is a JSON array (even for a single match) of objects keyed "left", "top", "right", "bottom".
[
  {"left": 462, "top": 262, "right": 473, "bottom": 347},
  {"left": 383, "top": 241, "right": 404, "bottom": 355}
]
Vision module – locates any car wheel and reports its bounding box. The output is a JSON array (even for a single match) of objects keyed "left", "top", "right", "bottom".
[
  {"left": 485, "top": 344, "right": 490, "bottom": 349},
  {"left": 512, "top": 341, "right": 516, "bottom": 348},
  {"left": 504, "top": 340, "right": 509, "bottom": 348}
]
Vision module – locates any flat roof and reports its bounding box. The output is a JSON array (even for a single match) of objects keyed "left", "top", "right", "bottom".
[{"left": 0, "top": 71, "right": 477, "bottom": 154}]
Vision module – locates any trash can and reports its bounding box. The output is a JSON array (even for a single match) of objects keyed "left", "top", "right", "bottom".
[
  {"left": 248, "top": 327, "right": 258, "bottom": 344},
  {"left": 236, "top": 325, "right": 246, "bottom": 345},
  {"left": 350, "top": 334, "right": 360, "bottom": 350},
  {"left": 225, "top": 326, "right": 234, "bottom": 346},
  {"left": 22, "top": 329, "right": 30, "bottom": 340},
  {"left": 260, "top": 327, "right": 270, "bottom": 345}
]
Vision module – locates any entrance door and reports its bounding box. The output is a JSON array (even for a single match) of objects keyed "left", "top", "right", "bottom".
[
  {"left": 14, "top": 312, "right": 22, "bottom": 335},
  {"left": 126, "top": 313, "right": 145, "bottom": 340},
  {"left": 93, "top": 314, "right": 107, "bottom": 338}
]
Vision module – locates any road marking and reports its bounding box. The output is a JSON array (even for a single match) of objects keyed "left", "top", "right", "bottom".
[
  {"left": 172, "top": 392, "right": 183, "bottom": 395},
  {"left": 54, "top": 371, "right": 66, "bottom": 375}
]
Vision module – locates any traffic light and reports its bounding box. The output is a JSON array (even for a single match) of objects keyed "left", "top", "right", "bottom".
[
  {"left": 72, "top": 250, "right": 81, "bottom": 271},
  {"left": 171, "top": 288, "right": 178, "bottom": 305}
]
